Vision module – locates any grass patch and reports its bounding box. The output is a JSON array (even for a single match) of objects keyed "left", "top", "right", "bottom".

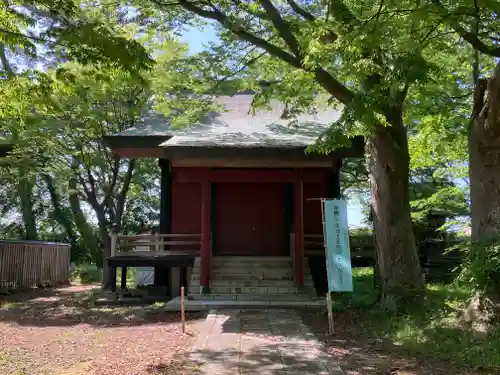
[
  {"left": 116, "top": 266, "right": 138, "bottom": 288},
  {"left": 333, "top": 268, "right": 500, "bottom": 371},
  {"left": 72, "top": 263, "right": 138, "bottom": 287},
  {"left": 73, "top": 263, "right": 102, "bottom": 284},
  {"left": 331, "top": 267, "right": 378, "bottom": 311}
]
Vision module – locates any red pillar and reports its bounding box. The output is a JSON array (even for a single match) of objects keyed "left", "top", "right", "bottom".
[
  {"left": 294, "top": 170, "right": 304, "bottom": 285},
  {"left": 200, "top": 180, "right": 211, "bottom": 293}
]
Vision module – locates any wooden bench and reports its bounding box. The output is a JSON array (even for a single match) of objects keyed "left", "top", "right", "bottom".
[{"left": 109, "top": 233, "right": 201, "bottom": 293}]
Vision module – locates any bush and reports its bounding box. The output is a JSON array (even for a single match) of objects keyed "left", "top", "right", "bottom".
[
  {"left": 74, "top": 263, "right": 102, "bottom": 284},
  {"left": 456, "top": 240, "right": 500, "bottom": 296}
]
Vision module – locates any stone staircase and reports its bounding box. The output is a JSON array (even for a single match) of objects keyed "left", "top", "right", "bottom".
[{"left": 188, "top": 256, "right": 319, "bottom": 301}]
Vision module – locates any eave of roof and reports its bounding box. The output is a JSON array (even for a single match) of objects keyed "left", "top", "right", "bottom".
[{"left": 106, "top": 94, "right": 356, "bottom": 151}]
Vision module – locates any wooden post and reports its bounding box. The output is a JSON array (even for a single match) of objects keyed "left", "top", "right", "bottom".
[
  {"left": 110, "top": 233, "right": 117, "bottom": 257},
  {"left": 120, "top": 267, "right": 127, "bottom": 290},
  {"left": 110, "top": 266, "right": 117, "bottom": 293},
  {"left": 200, "top": 180, "right": 211, "bottom": 294},
  {"left": 181, "top": 286, "right": 185, "bottom": 334},
  {"left": 293, "top": 170, "right": 304, "bottom": 285},
  {"left": 321, "top": 198, "right": 334, "bottom": 335},
  {"left": 158, "top": 158, "right": 173, "bottom": 237},
  {"left": 155, "top": 232, "right": 160, "bottom": 252},
  {"left": 326, "top": 292, "right": 334, "bottom": 334}
]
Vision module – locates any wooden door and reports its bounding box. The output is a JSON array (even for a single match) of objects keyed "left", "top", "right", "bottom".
[{"left": 214, "top": 182, "right": 288, "bottom": 256}]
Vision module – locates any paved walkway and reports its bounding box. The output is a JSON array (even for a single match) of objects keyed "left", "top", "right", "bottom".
[{"left": 189, "top": 309, "right": 344, "bottom": 375}]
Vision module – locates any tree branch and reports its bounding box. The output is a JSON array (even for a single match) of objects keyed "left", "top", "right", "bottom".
[
  {"left": 327, "top": 0, "right": 361, "bottom": 27},
  {"left": 258, "top": 0, "right": 302, "bottom": 56},
  {"left": 114, "top": 159, "right": 136, "bottom": 231},
  {"left": 176, "top": 1, "right": 354, "bottom": 104},
  {"left": 284, "top": 0, "right": 315, "bottom": 21},
  {"left": 177, "top": 0, "right": 303, "bottom": 69},
  {"left": 0, "top": 43, "right": 14, "bottom": 78},
  {"left": 0, "top": 28, "right": 45, "bottom": 42},
  {"left": 431, "top": 0, "right": 500, "bottom": 57}
]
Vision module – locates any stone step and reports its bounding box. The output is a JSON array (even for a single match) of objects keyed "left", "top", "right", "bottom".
[
  {"left": 192, "top": 273, "right": 296, "bottom": 281},
  {"left": 188, "top": 293, "right": 319, "bottom": 302},
  {"left": 205, "top": 266, "right": 293, "bottom": 273},
  {"left": 193, "top": 264, "right": 294, "bottom": 272},
  {"left": 210, "top": 278, "right": 294, "bottom": 287},
  {"left": 195, "top": 261, "right": 293, "bottom": 267},
  {"left": 191, "top": 276, "right": 313, "bottom": 284},
  {"left": 191, "top": 272, "right": 296, "bottom": 280},
  {"left": 209, "top": 256, "right": 292, "bottom": 262},
  {"left": 194, "top": 266, "right": 293, "bottom": 271},
  {"left": 190, "top": 282, "right": 316, "bottom": 295},
  {"left": 206, "top": 279, "right": 305, "bottom": 287},
  {"left": 210, "top": 285, "right": 300, "bottom": 294},
  {"left": 190, "top": 256, "right": 318, "bottom": 298},
  {"left": 209, "top": 260, "right": 293, "bottom": 267}
]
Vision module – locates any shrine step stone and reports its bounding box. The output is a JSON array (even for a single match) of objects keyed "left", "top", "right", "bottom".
[{"left": 189, "top": 256, "right": 318, "bottom": 301}]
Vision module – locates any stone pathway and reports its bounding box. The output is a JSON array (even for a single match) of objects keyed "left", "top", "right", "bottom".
[{"left": 189, "top": 309, "right": 344, "bottom": 374}]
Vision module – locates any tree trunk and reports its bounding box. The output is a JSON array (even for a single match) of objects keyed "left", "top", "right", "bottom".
[
  {"left": 17, "top": 171, "right": 37, "bottom": 240},
  {"left": 464, "top": 62, "right": 500, "bottom": 331},
  {"left": 469, "top": 62, "right": 500, "bottom": 242},
  {"left": 99, "top": 225, "right": 112, "bottom": 289},
  {"left": 68, "top": 177, "right": 100, "bottom": 261},
  {"left": 368, "top": 109, "right": 425, "bottom": 310},
  {"left": 44, "top": 175, "right": 78, "bottom": 248}
]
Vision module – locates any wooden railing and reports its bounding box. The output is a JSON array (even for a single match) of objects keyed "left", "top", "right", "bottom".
[
  {"left": 111, "top": 233, "right": 202, "bottom": 256},
  {"left": 304, "top": 234, "right": 325, "bottom": 256},
  {"left": 0, "top": 240, "right": 70, "bottom": 290},
  {"left": 303, "top": 234, "right": 373, "bottom": 258}
]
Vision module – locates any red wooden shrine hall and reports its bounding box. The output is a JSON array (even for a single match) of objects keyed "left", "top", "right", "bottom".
[{"left": 105, "top": 93, "right": 364, "bottom": 293}]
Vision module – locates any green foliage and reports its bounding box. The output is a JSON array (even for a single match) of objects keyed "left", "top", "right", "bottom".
[
  {"left": 73, "top": 263, "right": 102, "bottom": 284},
  {"left": 409, "top": 166, "right": 468, "bottom": 223},
  {"left": 456, "top": 240, "right": 500, "bottom": 297},
  {"left": 0, "top": 6, "right": 202, "bottom": 261},
  {"left": 332, "top": 267, "right": 378, "bottom": 311},
  {"left": 0, "top": 0, "right": 153, "bottom": 77}
]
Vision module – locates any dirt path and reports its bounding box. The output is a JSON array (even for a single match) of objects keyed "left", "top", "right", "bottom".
[{"left": 0, "top": 284, "right": 206, "bottom": 375}]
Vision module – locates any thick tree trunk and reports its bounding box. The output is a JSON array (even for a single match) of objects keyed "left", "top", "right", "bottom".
[
  {"left": 17, "top": 172, "right": 37, "bottom": 240},
  {"left": 464, "top": 62, "right": 500, "bottom": 331},
  {"left": 368, "top": 109, "right": 425, "bottom": 310},
  {"left": 469, "top": 62, "right": 500, "bottom": 242}
]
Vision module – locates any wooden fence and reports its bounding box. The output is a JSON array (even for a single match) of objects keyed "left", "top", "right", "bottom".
[{"left": 0, "top": 240, "right": 71, "bottom": 290}]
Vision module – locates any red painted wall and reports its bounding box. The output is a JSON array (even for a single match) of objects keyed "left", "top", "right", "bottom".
[
  {"left": 171, "top": 167, "right": 330, "bottom": 249},
  {"left": 214, "top": 182, "right": 289, "bottom": 256},
  {"left": 172, "top": 182, "right": 201, "bottom": 234}
]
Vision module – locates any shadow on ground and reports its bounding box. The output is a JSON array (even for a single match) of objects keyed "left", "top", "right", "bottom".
[
  {"left": 189, "top": 346, "right": 330, "bottom": 375},
  {"left": 0, "top": 284, "right": 204, "bottom": 328},
  {"left": 299, "top": 285, "right": 500, "bottom": 375},
  {"left": 181, "top": 309, "right": 336, "bottom": 375}
]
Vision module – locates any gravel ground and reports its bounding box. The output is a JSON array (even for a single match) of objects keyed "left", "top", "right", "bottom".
[{"left": 0, "top": 284, "right": 206, "bottom": 375}]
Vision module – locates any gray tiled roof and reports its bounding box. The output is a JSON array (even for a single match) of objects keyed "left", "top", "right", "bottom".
[{"left": 115, "top": 94, "right": 341, "bottom": 148}]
